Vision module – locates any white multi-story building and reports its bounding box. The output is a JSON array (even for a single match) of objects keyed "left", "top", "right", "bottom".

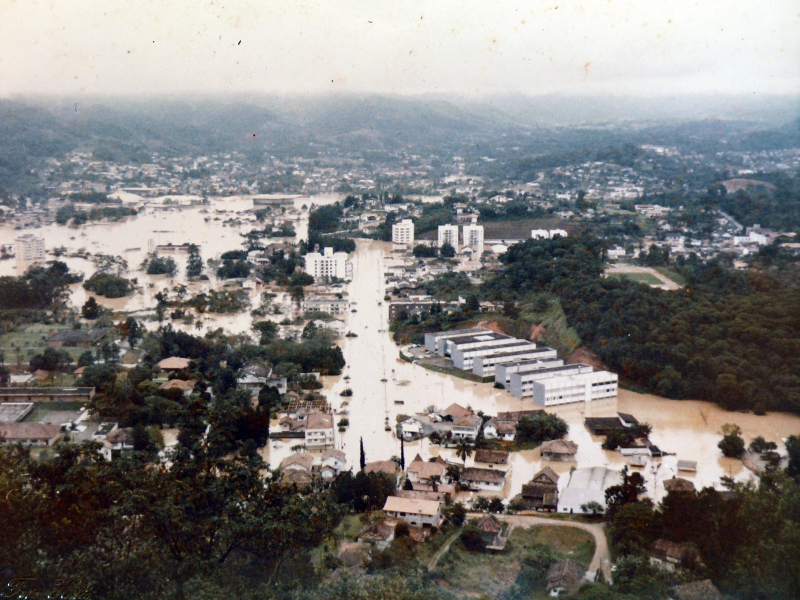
[
  {"left": 392, "top": 219, "right": 415, "bottom": 245},
  {"left": 437, "top": 224, "right": 459, "bottom": 250},
  {"left": 508, "top": 363, "right": 618, "bottom": 407},
  {"left": 462, "top": 224, "right": 484, "bottom": 252},
  {"left": 304, "top": 247, "right": 353, "bottom": 282},
  {"left": 302, "top": 295, "right": 349, "bottom": 316},
  {"left": 15, "top": 234, "right": 45, "bottom": 262},
  {"left": 472, "top": 346, "right": 560, "bottom": 379},
  {"left": 305, "top": 412, "right": 334, "bottom": 448}
]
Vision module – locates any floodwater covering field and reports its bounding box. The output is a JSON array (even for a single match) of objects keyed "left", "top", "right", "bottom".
[{"left": 3, "top": 195, "right": 800, "bottom": 503}]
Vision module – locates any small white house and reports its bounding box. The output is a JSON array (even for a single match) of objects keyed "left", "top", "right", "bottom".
[
  {"left": 483, "top": 418, "right": 516, "bottom": 441},
  {"left": 99, "top": 428, "right": 135, "bottom": 461},
  {"left": 400, "top": 418, "right": 424, "bottom": 440},
  {"left": 461, "top": 467, "right": 506, "bottom": 492},
  {"left": 451, "top": 414, "right": 482, "bottom": 441},
  {"left": 320, "top": 448, "right": 347, "bottom": 479}
]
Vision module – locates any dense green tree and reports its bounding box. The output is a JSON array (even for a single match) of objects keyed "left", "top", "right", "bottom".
[
  {"left": 83, "top": 272, "right": 134, "bottom": 298},
  {"left": 440, "top": 241, "right": 456, "bottom": 258},
  {"left": 718, "top": 423, "right": 746, "bottom": 458},
  {"left": 515, "top": 413, "right": 569, "bottom": 445},
  {"left": 81, "top": 296, "right": 102, "bottom": 319},
  {"left": 29, "top": 347, "right": 71, "bottom": 371},
  {"left": 605, "top": 468, "right": 647, "bottom": 520},
  {"left": 412, "top": 244, "right": 438, "bottom": 258},
  {"left": 252, "top": 320, "right": 279, "bottom": 345},
  {"left": 787, "top": 435, "right": 800, "bottom": 481},
  {"left": 186, "top": 243, "right": 204, "bottom": 278},
  {"left": 460, "top": 522, "right": 487, "bottom": 552}
]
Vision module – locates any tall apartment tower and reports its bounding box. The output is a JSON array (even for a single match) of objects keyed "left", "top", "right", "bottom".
[
  {"left": 437, "top": 224, "right": 459, "bottom": 250},
  {"left": 392, "top": 219, "right": 415, "bottom": 245},
  {"left": 304, "top": 247, "right": 353, "bottom": 282},
  {"left": 462, "top": 224, "right": 484, "bottom": 253},
  {"left": 15, "top": 234, "right": 46, "bottom": 262}
]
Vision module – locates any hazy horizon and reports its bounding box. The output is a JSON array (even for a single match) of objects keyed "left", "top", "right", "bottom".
[{"left": 1, "top": 0, "right": 798, "bottom": 99}]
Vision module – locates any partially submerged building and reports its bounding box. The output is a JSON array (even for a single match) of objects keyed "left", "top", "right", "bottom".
[{"left": 557, "top": 467, "right": 623, "bottom": 514}]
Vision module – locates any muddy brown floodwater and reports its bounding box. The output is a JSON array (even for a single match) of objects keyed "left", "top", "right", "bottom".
[
  {"left": 264, "top": 238, "right": 800, "bottom": 504},
  {"left": 4, "top": 198, "right": 799, "bottom": 503}
]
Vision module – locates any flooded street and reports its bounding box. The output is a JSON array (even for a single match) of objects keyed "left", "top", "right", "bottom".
[
  {"left": 267, "top": 238, "right": 800, "bottom": 503},
  {"left": 4, "top": 201, "right": 800, "bottom": 503}
]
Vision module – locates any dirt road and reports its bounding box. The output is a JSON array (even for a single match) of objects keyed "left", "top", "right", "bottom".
[{"left": 466, "top": 513, "right": 613, "bottom": 582}]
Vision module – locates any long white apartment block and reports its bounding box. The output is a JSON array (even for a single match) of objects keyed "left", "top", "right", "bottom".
[
  {"left": 495, "top": 358, "right": 565, "bottom": 387},
  {"left": 472, "top": 346, "right": 559, "bottom": 378},
  {"left": 437, "top": 224, "right": 459, "bottom": 249},
  {"left": 440, "top": 331, "right": 514, "bottom": 357},
  {"left": 392, "top": 219, "right": 415, "bottom": 245},
  {"left": 508, "top": 364, "right": 594, "bottom": 398},
  {"left": 452, "top": 340, "right": 539, "bottom": 371},
  {"left": 529, "top": 370, "right": 618, "bottom": 407},
  {"left": 424, "top": 329, "right": 487, "bottom": 354},
  {"left": 462, "top": 224, "right": 484, "bottom": 252}
]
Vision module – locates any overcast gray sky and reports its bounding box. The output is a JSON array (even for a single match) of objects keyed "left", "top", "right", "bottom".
[{"left": 1, "top": 0, "right": 798, "bottom": 97}]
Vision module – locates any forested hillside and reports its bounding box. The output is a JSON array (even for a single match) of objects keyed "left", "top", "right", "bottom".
[{"left": 484, "top": 236, "right": 800, "bottom": 414}]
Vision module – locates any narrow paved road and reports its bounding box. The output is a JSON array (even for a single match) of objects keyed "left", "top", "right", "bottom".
[{"left": 466, "top": 513, "right": 612, "bottom": 582}]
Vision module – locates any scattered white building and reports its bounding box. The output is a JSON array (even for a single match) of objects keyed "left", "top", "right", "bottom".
[
  {"left": 320, "top": 448, "right": 347, "bottom": 479},
  {"left": 15, "top": 234, "right": 45, "bottom": 262},
  {"left": 607, "top": 246, "right": 627, "bottom": 260},
  {"left": 635, "top": 204, "right": 671, "bottom": 218},
  {"left": 437, "top": 224, "right": 459, "bottom": 250},
  {"left": 392, "top": 219, "right": 415, "bottom": 245},
  {"left": 531, "top": 229, "right": 569, "bottom": 240},
  {"left": 462, "top": 224, "right": 484, "bottom": 252},
  {"left": 400, "top": 417, "right": 424, "bottom": 440},
  {"left": 304, "top": 247, "right": 353, "bottom": 282},
  {"left": 451, "top": 414, "right": 482, "bottom": 441},
  {"left": 302, "top": 295, "right": 349, "bottom": 316},
  {"left": 305, "top": 412, "right": 334, "bottom": 448}
]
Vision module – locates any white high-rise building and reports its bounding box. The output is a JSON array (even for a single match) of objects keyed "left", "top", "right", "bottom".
[
  {"left": 392, "top": 219, "right": 415, "bottom": 245},
  {"left": 15, "top": 234, "right": 45, "bottom": 262},
  {"left": 304, "top": 247, "right": 353, "bottom": 282},
  {"left": 462, "top": 224, "right": 484, "bottom": 252},
  {"left": 437, "top": 224, "right": 459, "bottom": 250}
]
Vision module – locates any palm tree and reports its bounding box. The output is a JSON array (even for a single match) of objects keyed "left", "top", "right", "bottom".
[
  {"left": 428, "top": 474, "right": 441, "bottom": 492},
  {"left": 445, "top": 464, "right": 462, "bottom": 485},
  {"left": 455, "top": 440, "right": 474, "bottom": 465}
]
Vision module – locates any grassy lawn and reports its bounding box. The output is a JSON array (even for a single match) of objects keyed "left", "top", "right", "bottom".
[
  {"left": 0, "top": 323, "right": 92, "bottom": 363},
  {"left": 431, "top": 524, "right": 595, "bottom": 599},
  {"left": 417, "top": 361, "right": 484, "bottom": 382},
  {"left": 309, "top": 514, "right": 366, "bottom": 568},
  {"left": 654, "top": 266, "right": 687, "bottom": 286},
  {"left": 0, "top": 325, "right": 65, "bottom": 349},
  {"left": 607, "top": 272, "right": 663, "bottom": 286}
]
